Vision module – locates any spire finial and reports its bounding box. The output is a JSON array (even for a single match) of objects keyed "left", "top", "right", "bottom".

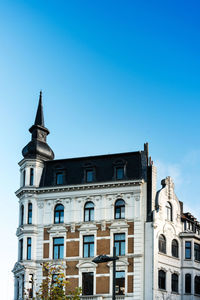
[{"left": 34, "top": 91, "right": 44, "bottom": 126}]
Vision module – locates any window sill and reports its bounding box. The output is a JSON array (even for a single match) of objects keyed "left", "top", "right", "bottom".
[{"left": 158, "top": 289, "right": 166, "bottom": 292}]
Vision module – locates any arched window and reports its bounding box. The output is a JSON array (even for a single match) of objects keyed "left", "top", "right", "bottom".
[
  {"left": 195, "top": 275, "right": 200, "bottom": 295},
  {"left": 54, "top": 204, "right": 64, "bottom": 224},
  {"left": 166, "top": 201, "right": 172, "bottom": 221},
  {"left": 20, "top": 205, "right": 24, "bottom": 225},
  {"left": 28, "top": 203, "right": 32, "bottom": 224},
  {"left": 172, "top": 273, "right": 178, "bottom": 293},
  {"left": 115, "top": 199, "right": 125, "bottom": 219},
  {"left": 84, "top": 202, "right": 94, "bottom": 222},
  {"left": 159, "top": 234, "right": 166, "bottom": 254},
  {"left": 185, "top": 274, "right": 191, "bottom": 294},
  {"left": 158, "top": 270, "right": 166, "bottom": 290},
  {"left": 172, "top": 239, "right": 179, "bottom": 257}
]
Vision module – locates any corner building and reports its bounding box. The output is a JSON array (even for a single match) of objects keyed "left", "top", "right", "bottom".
[
  {"left": 13, "top": 94, "right": 156, "bottom": 300},
  {"left": 13, "top": 94, "right": 200, "bottom": 300}
]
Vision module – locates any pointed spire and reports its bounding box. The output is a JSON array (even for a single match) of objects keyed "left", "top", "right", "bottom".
[
  {"left": 22, "top": 92, "right": 54, "bottom": 160},
  {"left": 34, "top": 91, "right": 44, "bottom": 126}
]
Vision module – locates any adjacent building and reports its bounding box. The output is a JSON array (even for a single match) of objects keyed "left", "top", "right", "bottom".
[{"left": 13, "top": 94, "right": 200, "bottom": 300}]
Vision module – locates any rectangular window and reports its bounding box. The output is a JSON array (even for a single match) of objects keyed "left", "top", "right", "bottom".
[
  {"left": 22, "top": 274, "right": 24, "bottom": 298},
  {"left": 185, "top": 274, "right": 191, "bottom": 294},
  {"left": 53, "top": 237, "right": 64, "bottom": 259},
  {"left": 28, "top": 203, "right": 32, "bottom": 224},
  {"left": 28, "top": 274, "right": 33, "bottom": 298},
  {"left": 86, "top": 170, "right": 94, "bottom": 183},
  {"left": 16, "top": 278, "right": 19, "bottom": 299},
  {"left": 185, "top": 241, "right": 191, "bottom": 259},
  {"left": 172, "top": 274, "right": 178, "bottom": 293},
  {"left": 82, "top": 272, "right": 93, "bottom": 295},
  {"left": 116, "top": 167, "right": 124, "bottom": 180},
  {"left": 56, "top": 172, "right": 63, "bottom": 185},
  {"left": 194, "top": 243, "right": 200, "bottom": 262},
  {"left": 19, "top": 239, "right": 23, "bottom": 261},
  {"left": 114, "top": 233, "right": 125, "bottom": 256},
  {"left": 30, "top": 168, "right": 34, "bottom": 186},
  {"left": 83, "top": 235, "right": 94, "bottom": 257},
  {"left": 116, "top": 271, "right": 125, "bottom": 295},
  {"left": 23, "top": 170, "right": 26, "bottom": 186},
  {"left": 27, "top": 237, "right": 31, "bottom": 260}
]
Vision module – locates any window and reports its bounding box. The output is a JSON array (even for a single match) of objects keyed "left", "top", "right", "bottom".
[
  {"left": 115, "top": 199, "right": 125, "bottom": 219},
  {"left": 86, "top": 170, "right": 94, "bottom": 183},
  {"left": 16, "top": 278, "right": 19, "bottom": 299},
  {"left": 52, "top": 274, "right": 63, "bottom": 289},
  {"left": 84, "top": 202, "right": 94, "bottom": 222},
  {"left": 82, "top": 272, "right": 93, "bottom": 295},
  {"left": 166, "top": 201, "right": 172, "bottom": 221},
  {"left": 56, "top": 172, "right": 63, "bottom": 185},
  {"left": 28, "top": 203, "right": 32, "bottom": 224},
  {"left": 20, "top": 205, "right": 24, "bottom": 226},
  {"left": 27, "top": 237, "right": 31, "bottom": 260},
  {"left": 195, "top": 276, "right": 200, "bottom": 295},
  {"left": 30, "top": 168, "right": 34, "bottom": 186},
  {"left": 158, "top": 270, "right": 166, "bottom": 290},
  {"left": 116, "top": 271, "right": 125, "bottom": 295},
  {"left": 114, "top": 233, "right": 125, "bottom": 256},
  {"left": 185, "top": 241, "right": 191, "bottom": 259},
  {"left": 185, "top": 274, "right": 191, "bottom": 294},
  {"left": 23, "top": 170, "right": 26, "bottom": 186},
  {"left": 54, "top": 204, "right": 64, "bottom": 224},
  {"left": 19, "top": 239, "right": 23, "bottom": 261},
  {"left": 28, "top": 274, "right": 33, "bottom": 298},
  {"left": 22, "top": 274, "right": 24, "bottom": 299},
  {"left": 116, "top": 167, "right": 124, "bottom": 180},
  {"left": 172, "top": 273, "right": 178, "bottom": 293},
  {"left": 53, "top": 237, "right": 64, "bottom": 259},
  {"left": 83, "top": 235, "right": 94, "bottom": 257},
  {"left": 194, "top": 243, "right": 200, "bottom": 262},
  {"left": 159, "top": 235, "right": 166, "bottom": 254},
  {"left": 172, "top": 239, "right": 179, "bottom": 258}
]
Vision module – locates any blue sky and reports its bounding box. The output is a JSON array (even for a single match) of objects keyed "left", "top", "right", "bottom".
[{"left": 0, "top": 1, "right": 200, "bottom": 298}]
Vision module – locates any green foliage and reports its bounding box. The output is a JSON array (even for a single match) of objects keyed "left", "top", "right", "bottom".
[{"left": 25, "top": 262, "right": 81, "bottom": 300}]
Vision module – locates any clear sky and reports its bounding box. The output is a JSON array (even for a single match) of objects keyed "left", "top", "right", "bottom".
[{"left": 0, "top": 1, "right": 200, "bottom": 299}]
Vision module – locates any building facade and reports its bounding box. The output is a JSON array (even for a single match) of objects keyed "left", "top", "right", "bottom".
[{"left": 12, "top": 94, "right": 200, "bottom": 300}]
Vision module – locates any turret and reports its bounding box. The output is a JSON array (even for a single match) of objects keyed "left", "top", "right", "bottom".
[
  {"left": 22, "top": 91, "right": 54, "bottom": 160},
  {"left": 19, "top": 92, "right": 54, "bottom": 188}
]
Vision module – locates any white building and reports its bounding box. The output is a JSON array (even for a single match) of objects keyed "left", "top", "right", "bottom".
[{"left": 12, "top": 94, "right": 200, "bottom": 300}]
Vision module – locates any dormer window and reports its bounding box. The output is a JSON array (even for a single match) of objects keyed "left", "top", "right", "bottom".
[
  {"left": 116, "top": 167, "right": 124, "bottom": 180},
  {"left": 113, "top": 159, "right": 126, "bottom": 180},
  {"left": 86, "top": 170, "right": 94, "bottom": 183},
  {"left": 56, "top": 172, "right": 63, "bottom": 185}
]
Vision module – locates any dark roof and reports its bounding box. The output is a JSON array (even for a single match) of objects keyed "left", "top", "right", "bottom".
[
  {"left": 34, "top": 91, "right": 44, "bottom": 127},
  {"left": 39, "top": 150, "right": 148, "bottom": 187}
]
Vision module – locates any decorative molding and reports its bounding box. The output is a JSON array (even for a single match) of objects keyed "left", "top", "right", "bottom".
[
  {"left": 15, "top": 180, "right": 144, "bottom": 198},
  {"left": 12, "top": 262, "right": 25, "bottom": 274}
]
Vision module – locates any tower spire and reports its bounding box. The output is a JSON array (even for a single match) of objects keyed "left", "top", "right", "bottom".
[
  {"left": 34, "top": 91, "right": 44, "bottom": 126},
  {"left": 22, "top": 92, "right": 54, "bottom": 160}
]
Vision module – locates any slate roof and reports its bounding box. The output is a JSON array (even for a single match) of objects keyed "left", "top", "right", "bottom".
[{"left": 39, "top": 150, "right": 148, "bottom": 187}]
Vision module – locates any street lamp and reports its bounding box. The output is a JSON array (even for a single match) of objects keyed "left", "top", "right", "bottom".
[{"left": 92, "top": 247, "right": 119, "bottom": 300}]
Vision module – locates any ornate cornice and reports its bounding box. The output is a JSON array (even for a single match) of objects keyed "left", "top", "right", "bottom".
[
  {"left": 16, "top": 225, "right": 38, "bottom": 237},
  {"left": 15, "top": 179, "right": 144, "bottom": 198}
]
